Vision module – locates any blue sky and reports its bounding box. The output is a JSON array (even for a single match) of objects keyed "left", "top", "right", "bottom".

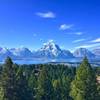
[{"left": 0, "top": 0, "right": 100, "bottom": 51}]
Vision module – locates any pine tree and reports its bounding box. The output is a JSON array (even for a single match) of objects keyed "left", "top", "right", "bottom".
[
  {"left": 16, "top": 69, "right": 33, "bottom": 100},
  {"left": 97, "top": 84, "right": 100, "bottom": 98},
  {"left": 37, "top": 66, "right": 54, "bottom": 100},
  {"left": 53, "top": 79, "right": 62, "bottom": 100},
  {"left": 0, "top": 57, "right": 17, "bottom": 100},
  {"left": 70, "top": 57, "right": 99, "bottom": 100},
  {"left": 61, "top": 76, "right": 72, "bottom": 100},
  {"left": 28, "top": 71, "right": 36, "bottom": 98}
]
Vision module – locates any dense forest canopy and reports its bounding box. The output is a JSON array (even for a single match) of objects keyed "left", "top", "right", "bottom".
[{"left": 0, "top": 57, "right": 100, "bottom": 100}]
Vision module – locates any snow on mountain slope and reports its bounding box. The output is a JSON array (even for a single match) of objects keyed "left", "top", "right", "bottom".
[
  {"left": 35, "top": 40, "right": 74, "bottom": 58},
  {"left": 92, "top": 48, "right": 100, "bottom": 57},
  {"left": 0, "top": 48, "right": 14, "bottom": 60},
  {"left": 0, "top": 41, "right": 99, "bottom": 61},
  {"left": 10, "top": 47, "right": 33, "bottom": 58},
  {"left": 73, "top": 48, "right": 95, "bottom": 58}
]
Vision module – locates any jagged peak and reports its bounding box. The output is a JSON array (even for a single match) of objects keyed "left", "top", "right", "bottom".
[
  {"left": 0, "top": 47, "right": 9, "bottom": 53},
  {"left": 43, "top": 40, "right": 55, "bottom": 45},
  {"left": 74, "top": 47, "right": 95, "bottom": 58},
  {"left": 40, "top": 40, "right": 61, "bottom": 51}
]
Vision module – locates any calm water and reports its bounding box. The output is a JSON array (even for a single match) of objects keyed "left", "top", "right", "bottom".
[{"left": 0, "top": 58, "right": 99, "bottom": 65}]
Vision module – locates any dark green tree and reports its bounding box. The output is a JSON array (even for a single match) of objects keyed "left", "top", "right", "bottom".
[
  {"left": 0, "top": 57, "right": 17, "bottom": 100},
  {"left": 61, "top": 76, "right": 72, "bottom": 100},
  {"left": 70, "top": 57, "right": 99, "bottom": 100},
  {"left": 16, "top": 70, "right": 34, "bottom": 100},
  {"left": 28, "top": 71, "right": 36, "bottom": 99},
  {"left": 97, "top": 84, "right": 100, "bottom": 98},
  {"left": 53, "top": 79, "right": 62, "bottom": 100},
  {"left": 37, "top": 66, "right": 54, "bottom": 100}
]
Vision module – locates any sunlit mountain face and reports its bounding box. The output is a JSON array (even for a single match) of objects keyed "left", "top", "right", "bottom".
[
  {"left": 10, "top": 48, "right": 33, "bottom": 58},
  {"left": 34, "top": 40, "right": 74, "bottom": 59},
  {"left": 73, "top": 48, "right": 95, "bottom": 58},
  {"left": 92, "top": 48, "right": 100, "bottom": 57},
  {"left": 0, "top": 40, "right": 99, "bottom": 62}
]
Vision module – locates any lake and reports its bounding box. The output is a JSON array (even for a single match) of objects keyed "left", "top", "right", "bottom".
[{"left": 0, "top": 58, "right": 99, "bottom": 65}]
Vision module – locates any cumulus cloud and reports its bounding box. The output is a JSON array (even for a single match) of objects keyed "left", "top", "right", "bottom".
[
  {"left": 91, "top": 38, "right": 100, "bottom": 43},
  {"left": 59, "top": 24, "right": 73, "bottom": 30},
  {"left": 36, "top": 11, "right": 55, "bottom": 18}
]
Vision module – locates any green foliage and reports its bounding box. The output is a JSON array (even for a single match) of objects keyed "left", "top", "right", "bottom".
[
  {"left": 37, "top": 66, "right": 54, "bottom": 100},
  {"left": 16, "top": 71, "right": 34, "bottom": 100},
  {"left": 53, "top": 79, "right": 62, "bottom": 100},
  {"left": 0, "top": 57, "right": 18, "bottom": 100},
  {"left": 97, "top": 84, "right": 100, "bottom": 97},
  {"left": 94, "top": 67, "right": 100, "bottom": 76},
  {"left": 28, "top": 71, "right": 37, "bottom": 97},
  {"left": 0, "top": 57, "right": 34, "bottom": 100},
  {"left": 70, "top": 57, "right": 99, "bottom": 100},
  {"left": 53, "top": 77, "right": 72, "bottom": 100},
  {"left": 0, "top": 57, "right": 99, "bottom": 100},
  {"left": 61, "top": 76, "right": 72, "bottom": 100}
]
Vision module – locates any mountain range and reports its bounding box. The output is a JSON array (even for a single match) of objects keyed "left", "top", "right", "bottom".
[{"left": 0, "top": 40, "right": 99, "bottom": 61}]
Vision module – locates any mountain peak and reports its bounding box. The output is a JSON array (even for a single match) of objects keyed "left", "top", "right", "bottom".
[
  {"left": 0, "top": 47, "right": 9, "bottom": 54},
  {"left": 92, "top": 48, "right": 100, "bottom": 56},
  {"left": 10, "top": 47, "right": 32, "bottom": 57},
  {"left": 39, "top": 40, "right": 61, "bottom": 56},
  {"left": 42, "top": 40, "right": 60, "bottom": 50},
  {"left": 43, "top": 40, "right": 55, "bottom": 45},
  {"left": 73, "top": 48, "right": 95, "bottom": 58},
  {"left": 35, "top": 40, "right": 74, "bottom": 58}
]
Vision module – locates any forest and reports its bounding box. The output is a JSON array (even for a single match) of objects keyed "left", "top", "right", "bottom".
[{"left": 0, "top": 57, "right": 100, "bottom": 100}]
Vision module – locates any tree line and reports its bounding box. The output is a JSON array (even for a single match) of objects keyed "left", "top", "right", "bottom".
[{"left": 0, "top": 57, "right": 100, "bottom": 100}]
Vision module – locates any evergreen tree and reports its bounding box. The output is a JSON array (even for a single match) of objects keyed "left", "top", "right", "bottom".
[
  {"left": 28, "top": 71, "right": 36, "bottom": 99},
  {"left": 0, "top": 57, "right": 17, "bottom": 100},
  {"left": 97, "top": 84, "right": 100, "bottom": 98},
  {"left": 37, "top": 66, "right": 54, "bottom": 100},
  {"left": 16, "top": 70, "right": 33, "bottom": 100},
  {"left": 62, "top": 76, "right": 72, "bottom": 100},
  {"left": 70, "top": 57, "right": 99, "bottom": 100},
  {"left": 53, "top": 79, "right": 62, "bottom": 100}
]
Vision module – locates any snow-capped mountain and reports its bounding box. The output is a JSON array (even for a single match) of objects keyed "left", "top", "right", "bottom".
[
  {"left": 10, "top": 47, "right": 33, "bottom": 58},
  {"left": 59, "top": 50, "right": 74, "bottom": 58},
  {"left": 0, "top": 41, "right": 99, "bottom": 61},
  {"left": 92, "top": 48, "right": 100, "bottom": 57},
  {"left": 35, "top": 40, "right": 74, "bottom": 58},
  {"left": 0, "top": 48, "right": 14, "bottom": 60},
  {"left": 73, "top": 48, "right": 95, "bottom": 58}
]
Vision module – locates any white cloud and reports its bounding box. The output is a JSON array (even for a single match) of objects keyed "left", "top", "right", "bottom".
[
  {"left": 60, "top": 24, "right": 73, "bottom": 30},
  {"left": 59, "top": 24, "right": 83, "bottom": 36},
  {"left": 73, "top": 39, "right": 85, "bottom": 43},
  {"left": 36, "top": 11, "right": 55, "bottom": 18},
  {"left": 75, "top": 43, "right": 100, "bottom": 49},
  {"left": 91, "top": 38, "right": 100, "bottom": 43},
  {"left": 67, "top": 32, "right": 83, "bottom": 35}
]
